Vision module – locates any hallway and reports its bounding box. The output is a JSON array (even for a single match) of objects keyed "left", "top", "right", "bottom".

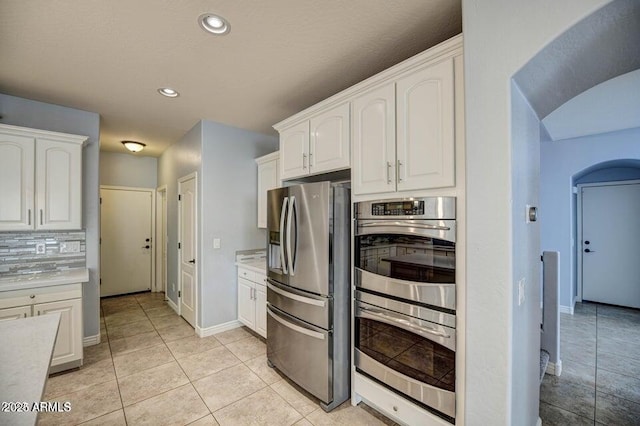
[{"left": 540, "top": 302, "right": 640, "bottom": 424}]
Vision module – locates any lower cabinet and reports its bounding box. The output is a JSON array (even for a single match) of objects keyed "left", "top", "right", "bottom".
[
  {"left": 236, "top": 266, "right": 267, "bottom": 338},
  {"left": 0, "top": 283, "right": 83, "bottom": 372}
]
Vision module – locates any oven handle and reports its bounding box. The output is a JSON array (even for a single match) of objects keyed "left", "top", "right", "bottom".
[
  {"left": 358, "top": 305, "right": 452, "bottom": 340},
  {"left": 358, "top": 221, "right": 451, "bottom": 231}
]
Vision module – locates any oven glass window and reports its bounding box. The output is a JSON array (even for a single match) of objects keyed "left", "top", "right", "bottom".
[
  {"left": 355, "top": 234, "right": 455, "bottom": 283},
  {"left": 356, "top": 316, "right": 455, "bottom": 392}
]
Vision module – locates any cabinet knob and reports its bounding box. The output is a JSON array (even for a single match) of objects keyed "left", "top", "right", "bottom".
[
  {"left": 393, "top": 406, "right": 398, "bottom": 412},
  {"left": 30, "top": 294, "right": 35, "bottom": 299}
]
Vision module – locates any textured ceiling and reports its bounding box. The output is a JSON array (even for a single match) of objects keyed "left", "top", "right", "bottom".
[
  {"left": 0, "top": 0, "right": 461, "bottom": 156},
  {"left": 513, "top": 0, "right": 640, "bottom": 120}
]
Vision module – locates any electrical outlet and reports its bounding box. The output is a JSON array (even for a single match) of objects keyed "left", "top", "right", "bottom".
[
  {"left": 518, "top": 278, "right": 526, "bottom": 306},
  {"left": 35, "top": 242, "right": 46, "bottom": 255},
  {"left": 213, "top": 238, "right": 221, "bottom": 249}
]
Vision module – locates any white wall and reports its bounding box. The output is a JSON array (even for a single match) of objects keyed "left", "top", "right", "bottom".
[
  {"left": 540, "top": 127, "right": 640, "bottom": 309},
  {"left": 100, "top": 152, "right": 158, "bottom": 188},
  {"left": 510, "top": 82, "right": 542, "bottom": 424},
  {"left": 157, "top": 122, "right": 202, "bottom": 304},
  {"left": 0, "top": 93, "right": 101, "bottom": 339},
  {"left": 200, "top": 120, "right": 277, "bottom": 329},
  {"left": 462, "top": 0, "right": 611, "bottom": 424}
]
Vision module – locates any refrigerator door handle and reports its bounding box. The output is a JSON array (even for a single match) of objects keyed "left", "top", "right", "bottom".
[
  {"left": 267, "top": 305, "right": 326, "bottom": 340},
  {"left": 280, "top": 197, "right": 289, "bottom": 274},
  {"left": 267, "top": 280, "right": 327, "bottom": 307},
  {"left": 286, "top": 195, "right": 296, "bottom": 276}
]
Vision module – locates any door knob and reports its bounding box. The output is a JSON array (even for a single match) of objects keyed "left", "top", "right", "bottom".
[
  {"left": 584, "top": 248, "right": 595, "bottom": 253},
  {"left": 188, "top": 259, "right": 196, "bottom": 264},
  {"left": 146, "top": 238, "right": 150, "bottom": 242},
  {"left": 585, "top": 241, "right": 590, "bottom": 245},
  {"left": 142, "top": 245, "right": 150, "bottom": 249}
]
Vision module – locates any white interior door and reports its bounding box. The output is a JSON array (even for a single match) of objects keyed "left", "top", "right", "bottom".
[
  {"left": 582, "top": 182, "right": 640, "bottom": 308},
  {"left": 100, "top": 187, "right": 153, "bottom": 297},
  {"left": 179, "top": 174, "right": 197, "bottom": 327}
]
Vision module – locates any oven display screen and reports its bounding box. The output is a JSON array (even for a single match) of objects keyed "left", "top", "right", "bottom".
[{"left": 371, "top": 201, "right": 424, "bottom": 216}]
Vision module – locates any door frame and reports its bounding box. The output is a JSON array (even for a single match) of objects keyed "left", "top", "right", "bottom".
[
  {"left": 155, "top": 185, "right": 168, "bottom": 295},
  {"left": 576, "top": 179, "right": 640, "bottom": 303},
  {"left": 100, "top": 185, "right": 156, "bottom": 296},
  {"left": 177, "top": 172, "right": 198, "bottom": 324}
]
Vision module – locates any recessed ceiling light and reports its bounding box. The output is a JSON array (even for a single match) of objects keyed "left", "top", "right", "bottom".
[
  {"left": 198, "top": 13, "right": 230, "bottom": 35},
  {"left": 157, "top": 87, "right": 179, "bottom": 98},
  {"left": 122, "top": 140, "right": 146, "bottom": 153}
]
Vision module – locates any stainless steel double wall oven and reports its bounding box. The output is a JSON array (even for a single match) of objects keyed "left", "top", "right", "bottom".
[{"left": 354, "top": 197, "right": 457, "bottom": 422}]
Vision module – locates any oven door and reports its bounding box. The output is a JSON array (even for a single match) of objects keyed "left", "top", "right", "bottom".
[
  {"left": 354, "top": 219, "right": 456, "bottom": 310},
  {"left": 354, "top": 298, "right": 456, "bottom": 420}
]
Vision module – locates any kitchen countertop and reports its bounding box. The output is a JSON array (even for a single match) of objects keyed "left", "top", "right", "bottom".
[
  {"left": 236, "top": 260, "right": 266, "bottom": 275},
  {"left": 0, "top": 313, "right": 61, "bottom": 426},
  {"left": 0, "top": 268, "right": 89, "bottom": 292}
]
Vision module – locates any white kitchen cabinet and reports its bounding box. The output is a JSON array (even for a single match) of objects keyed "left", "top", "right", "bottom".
[
  {"left": 0, "top": 282, "right": 83, "bottom": 372},
  {"left": 256, "top": 152, "right": 280, "bottom": 229},
  {"left": 236, "top": 266, "right": 267, "bottom": 338},
  {"left": 278, "top": 103, "right": 350, "bottom": 180},
  {"left": 34, "top": 298, "right": 83, "bottom": 367},
  {"left": 353, "top": 58, "right": 455, "bottom": 196},
  {"left": 0, "top": 124, "right": 87, "bottom": 231}
]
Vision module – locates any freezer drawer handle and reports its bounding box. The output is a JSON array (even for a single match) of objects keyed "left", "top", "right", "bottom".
[
  {"left": 359, "top": 221, "right": 450, "bottom": 231},
  {"left": 267, "top": 307, "right": 325, "bottom": 340},
  {"left": 267, "top": 281, "right": 326, "bottom": 307},
  {"left": 359, "top": 305, "right": 451, "bottom": 339}
]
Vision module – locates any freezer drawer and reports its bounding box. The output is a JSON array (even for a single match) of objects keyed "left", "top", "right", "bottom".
[
  {"left": 267, "top": 279, "right": 331, "bottom": 329},
  {"left": 267, "top": 304, "right": 332, "bottom": 403}
]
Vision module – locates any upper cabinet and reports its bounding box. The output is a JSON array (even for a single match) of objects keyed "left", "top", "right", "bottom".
[
  {"left": 353, "top": 58, "right": 455, "bottom": 196},
  {"left": 0, "top": 124, "right": 87, "bottom": 231},
  {"left": 278, "top": 102, "right": 350, "bottom": 181},
  {"left": 256, "top": 152, "right": 280, "bottom": 229}
]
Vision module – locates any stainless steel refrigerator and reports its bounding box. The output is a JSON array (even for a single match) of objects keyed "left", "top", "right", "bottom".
[{"left": 266, "top": 181, "right": 350, "bottom": 412}]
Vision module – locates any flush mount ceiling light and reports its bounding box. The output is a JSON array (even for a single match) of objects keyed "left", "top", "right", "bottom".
[
  {"left": 122, "top": 140, "right": 146, "bottom": 153},
  {"left": 198, "top": 13, "right": 230, "bottom": 35},
  {"left": 157, "top": 87, "right": 179, "bottom": 98}
]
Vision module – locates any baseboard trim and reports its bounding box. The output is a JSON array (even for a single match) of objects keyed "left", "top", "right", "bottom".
[
  {"left": 546, "top": 360, "right": 562, "bottom": 376},
  {"left": 196, "top": 320, "right": 242, "bottom": 338},
  {"left": 559, "top": 305, "right": 574, "bottom": 315},
  {"left": 83, "top": 334, "right": 101, "bottom": 347},
  {"left": 167, "top": 297, "right": 179, "bottom": 314}
]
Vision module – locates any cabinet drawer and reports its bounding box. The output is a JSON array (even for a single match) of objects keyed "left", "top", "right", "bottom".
[
  {"left": 255, "top": 273, "right": 267, "bottom": 287},
  {"left": 237, "top": 268, "right": 256, "bottom": 282},
  {"left": 0, "top": 283, "right": 82, "bottom": 309}
]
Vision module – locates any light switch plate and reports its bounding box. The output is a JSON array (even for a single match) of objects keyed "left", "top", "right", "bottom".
[{"left": 213, "top": 238, "right": 221, "bottom": 249}]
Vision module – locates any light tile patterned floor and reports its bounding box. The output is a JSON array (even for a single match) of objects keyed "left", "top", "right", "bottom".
[
  {"left": 38, "top": 292, "right": 396, "bottom": 426},
  {"left": 540, "top": 302, "right": 640, "bottom": 425}
]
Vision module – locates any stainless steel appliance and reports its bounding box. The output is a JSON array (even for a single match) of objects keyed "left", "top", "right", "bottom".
[
  {"left": 266, "top": 181, "right": 350, "bottom": 412},
  {"left": 354, "top": 197, "right": 457, "bottom": 422}
]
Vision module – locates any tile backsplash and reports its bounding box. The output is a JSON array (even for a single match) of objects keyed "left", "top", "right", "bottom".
[{"left": 0, "top": 231, "right": 86, "bottom": 276}]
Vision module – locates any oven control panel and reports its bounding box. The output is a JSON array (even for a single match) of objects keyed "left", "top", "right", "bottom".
[{"left": 371, "top": 200, "right": 424, "bottom": 216}]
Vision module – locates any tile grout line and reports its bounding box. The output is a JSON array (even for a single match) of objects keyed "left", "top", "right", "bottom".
[{"left": 102, "top": 301, "right": 128, "bottom": 426}]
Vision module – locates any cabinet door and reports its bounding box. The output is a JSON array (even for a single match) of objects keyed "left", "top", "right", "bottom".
[
  {"left": 0, "top": 305, "right": 31, "bottom": 321},
  {"left": 34, "top": 298, "right": 83, "bottom": 367},
  {"left": 237, "top": 278, "right": 255, "bottom": 329},
  {"left": 254, "top": 285, "right": 267, "bottom": 338},
  {"left": 396, "top": 59, "right": 455, "bottom": 191},
  {"left": 0, "top": 134, "right": 35, "bottom": 231},
  {"left": 352, "top": 83, "right": 396, "bottom": 195},
  {"left": 257, "top": 158, "right": 279, "bottom": 229},
  {"left": 35, "top": 138, "right": 82, "bottom": 230},
  {"left": 280, "top": 122, "right": 309, "bottom": 180},
  {"left": 309, "top": 103, "right": 350, "bottom": 174}
]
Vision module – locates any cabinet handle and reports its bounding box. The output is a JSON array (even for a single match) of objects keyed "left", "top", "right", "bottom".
[
  {"left": 302, "top": 153, "right": 307, "bottom": 169},
  {"left": 309, "top": 152, "right": 313, "bottom": 169},
  {"left": 397, "top": 160, "right": 403, "bottom": 182},
  {"left": 28, "top": 209, "right": 31, "bottom": 225},
  {"left": 251, "top": 288, "right": 255, "bottom": 300},
  {"left": 40, "top": 209, "right": 43, "bottom": 225},
  {"left": 386, "top": 162, "right": 392, "bottom": 184}
]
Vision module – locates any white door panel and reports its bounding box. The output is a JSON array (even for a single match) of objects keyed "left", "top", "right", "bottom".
[
  {"left": 100, "top": 188, "right": 153, "bottom": 297},
  {"left": 582, "top": 183, "right": 640, "bottom": 308},
  {"left": 179, "top": 175, "right": 197, "bottom": 328}
]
